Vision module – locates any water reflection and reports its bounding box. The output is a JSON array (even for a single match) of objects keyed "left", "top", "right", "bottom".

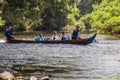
[{"left": 0, "top": 39, "right": 120, "bottom": 79}]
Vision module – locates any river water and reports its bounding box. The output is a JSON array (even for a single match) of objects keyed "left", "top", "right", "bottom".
[{"left": 0, "top": 35, "right": 120, "bottom": 80}]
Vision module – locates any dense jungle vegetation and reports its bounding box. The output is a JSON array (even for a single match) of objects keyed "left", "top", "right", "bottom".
[{"left": 0, "top": 0, "right": 120, "bottom": 34}]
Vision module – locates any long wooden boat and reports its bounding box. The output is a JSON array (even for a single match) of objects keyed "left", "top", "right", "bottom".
[{"left": 6, "top": 33, "right": 97, "bottom": 45}]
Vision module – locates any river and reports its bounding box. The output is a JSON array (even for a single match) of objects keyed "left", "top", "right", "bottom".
[{"left": 0, "top": 35, "right": 120, "bottom": 80}]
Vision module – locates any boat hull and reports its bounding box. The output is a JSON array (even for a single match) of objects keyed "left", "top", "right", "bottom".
[{"left": 6, "top": 33, "right": 97, "bottom": 45}]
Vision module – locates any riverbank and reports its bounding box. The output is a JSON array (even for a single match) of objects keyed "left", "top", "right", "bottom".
[
  {"left": 0, "top": 31, "right": 120, "bottom": 40},
  {"left": 1, "top": 71, "right": 120, "bottom": 80}
]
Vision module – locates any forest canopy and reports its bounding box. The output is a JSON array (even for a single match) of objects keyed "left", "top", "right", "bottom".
[
  {"left": 81, "top": 0, "right": 120, "bottom": 34},
  {"left": 0, "top": 0, "right": 120, "bottom": 34}
]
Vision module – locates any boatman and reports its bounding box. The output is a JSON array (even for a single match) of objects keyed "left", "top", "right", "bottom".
[
  {"left": 5, "top": 26, "right": 15, "bottom": 40},
  {"left": 71, "top": 25, "right": 82, "bottom": 39}
]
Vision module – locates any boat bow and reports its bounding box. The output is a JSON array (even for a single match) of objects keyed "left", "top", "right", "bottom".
[{"left": 88, "top": 33, "right": 97, "bottom": 43}]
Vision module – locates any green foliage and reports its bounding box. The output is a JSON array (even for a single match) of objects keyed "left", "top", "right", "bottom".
[
  {"left": 39, "top": 0, "right": 80, "bottom": 30},
  {"left": 82, "top": 0, "right": 120, "bottom": 34},
  {"left": 0, "top": 0, "right": 4, "bottom": 26},
  {"left": 0, "top": 0, "right": 120, "bottom": 34},
  {"left": 0, "top": 0, "right": 81, "bottom": 31},
  {"left": 0, "top": 11, "right": 3, "bottom": 26},
  {"left": 2, "top": 0, "right": 44, "bottom": 31},
  {"left": 78, "top": 0, "right": 102, "bottom": 15}
]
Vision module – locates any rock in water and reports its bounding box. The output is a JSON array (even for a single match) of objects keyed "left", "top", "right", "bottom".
[
  {"left": 0, "top": 71, "right": 15, "bottom": 80},
  {"left": 30, "top": 76, "right": 37, "bottom": 80},
  {"left": 15, "top": 76, "right": 24, "bottom": 80},
  {"left": 40, "top": 76, "right": 50, "bottom": 80}
]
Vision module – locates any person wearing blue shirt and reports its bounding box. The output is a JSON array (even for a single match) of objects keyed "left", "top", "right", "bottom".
[
  {"left": 71, "top": 25, "right": 82, "bottom": 39},
  {"left": 61, "top": 32, "right": 70, "bottom": 40},
  {"left": 5, "top": 27, "right": 15, "bottom": 39},
  {"left": 35, "top": 33, "right": 43, "bottom": 41}
]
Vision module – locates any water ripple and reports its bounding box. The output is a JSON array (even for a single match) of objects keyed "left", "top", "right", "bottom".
[{"left": 0, "top": 40, "right": 120, "bottom": 79}]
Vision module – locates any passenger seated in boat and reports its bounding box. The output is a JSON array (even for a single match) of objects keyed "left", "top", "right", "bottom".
[
  {"left": 5, "top": 26, "right": 15, "bottom": 40},
  {"left": 71, "top": 25, "right": 82, "bottom": 39},
  {"left": 52, "top": 31, "right": 59, "bottom": 40},
  {"left": 35, "top": 33, "right": 43, "bottom": 41},
  {"left": 61, "top": 32, "right": 70, "bottom": 40}
]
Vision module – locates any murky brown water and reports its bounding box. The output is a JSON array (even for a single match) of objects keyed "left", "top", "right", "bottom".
[{"left": 0, "top": 35, "right": 120, "bottom": 80}]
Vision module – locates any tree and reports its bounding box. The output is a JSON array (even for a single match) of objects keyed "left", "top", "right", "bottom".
[
  {"left": 0, "top": 0, "right": 4, "bottom": 26},
  {"left": 1, "top": 0, "right": 81, "bottom": 31},
  {"left": 2, "top": 0, "right": 45, "bottom": 31},
  {"left": 38, "top": 0, "right": 80, "bottom": 31},
  {"left": 82, "top": 0, "right": 120, "bottom": 34}
]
